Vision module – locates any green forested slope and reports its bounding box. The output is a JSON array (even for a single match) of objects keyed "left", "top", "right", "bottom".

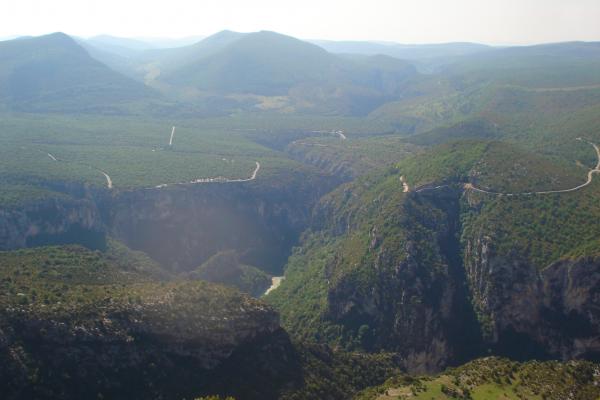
[
  {"left": 268, "top": 140, "right": 600, "bottom": 364},
  {"left": 0, "top": 33, "right": 153, "bottom": 112}
]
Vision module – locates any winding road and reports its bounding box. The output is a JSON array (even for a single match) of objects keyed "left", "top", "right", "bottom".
[
  {"left": 415, "top": 184, "right": 450, "bottom": 193},
  {"left": 464, "top": 139, "right": 600, "bottom": 196},
  {"left": 405, "top": 139, "right": 600, "bottom": 197},
  {"left": 40, "top": 147, "right": 258, "bottom": 191},
  {"left": 154, "top": 161, "right": 261, "bottom": 189},
  {"left": 292, "top": 141, "right": 329, "bottom": 147},
  {"left": 99, "top": 170, "right": 113, "bottom": 189},
  {"left": 309, "top": 129, "right": 347, "bottom": 140},
  {"left": 40, "top": 149, "right": 112, "bottom": 189}
]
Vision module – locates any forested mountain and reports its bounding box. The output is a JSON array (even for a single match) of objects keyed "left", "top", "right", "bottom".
[
  {"left": 137, "top": 30, "right": 247, "bottom": 72},
  {"left": 157, "top": 31, "right": 419, "bottom": 114},
  {"left": 0, "top": 33, "right": 153, "bottom": 112}
]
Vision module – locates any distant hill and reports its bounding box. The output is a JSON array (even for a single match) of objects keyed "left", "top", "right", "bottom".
[
  {"left": 80, "top": 34, "right": 217, "bottom": 79},
  {"left": 10, "top": 31, "right": 599, "bottom": 119},
  {"left": 86, "top": 35, "right": 157, "bottom": 55},
  {"left": 155, "top": 30, "right": 419, "bottom": 114},
  {"left": 164, "top": 31, "right": 344, "bottom": 94},
  {"left": 444, "top": 41, "right": 600, "bottom": 87},
  {"left": 0, "top": 35, "right": 20, "bottom": 42},
  {"left": 135, "top": 35, "right": 206, "bottom": 49},
  {"left": 136, "top": 30, "right": 247, "bottom": 73},
  {"left": 78, "top": 38, "right": 145, "bottom": 80},
  {"left": 365, "top": 40, "right": 600, "bottom": 136},
  {"left": 0, "top": 32, "right": 154, "bottom": 112},
  {"left": 312, "top": 40, "right": 492, "bottom": 61}
]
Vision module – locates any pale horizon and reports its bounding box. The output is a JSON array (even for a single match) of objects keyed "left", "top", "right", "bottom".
[
  {"left": 1, "top": 0, "right": 600, "bottom": 46},
  {"left": 2, "top": 29, "right": 599, "bottom": 49}
]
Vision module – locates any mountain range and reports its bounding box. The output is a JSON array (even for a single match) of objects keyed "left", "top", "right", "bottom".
[{"left": 2, "top": 30, "right": 600, "bottom": 117}]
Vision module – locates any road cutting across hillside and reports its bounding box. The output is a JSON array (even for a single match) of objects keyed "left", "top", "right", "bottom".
[
  {"left": 154, "top": 161, "right": 261, "bottom": 189},
  {"left": 404, "top": 139, "right": 600, "bottom": 197},
  {"left": 464, "top": 139, "right": 599, "bottom": 196}
]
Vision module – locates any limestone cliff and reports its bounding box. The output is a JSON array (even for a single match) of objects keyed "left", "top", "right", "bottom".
[
  {"left": 0, "top": 169, "right": 338, "bottom": 276},
  {"left": 270, "top": 169, "right": 600, "bottom": 373},
  {"left": 464, "top": 233, "right": 600, "bottom": 361}
]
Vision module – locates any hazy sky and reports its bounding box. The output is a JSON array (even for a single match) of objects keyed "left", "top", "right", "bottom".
[{"left": 1, "top": 0, "right": 599, "bottom": 45}]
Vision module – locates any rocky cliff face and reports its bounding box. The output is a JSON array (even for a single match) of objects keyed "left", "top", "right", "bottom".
[
  {"left": 329, "top": 183, "right": 600, "bottom": 368},
  {"left": 272, "top": 171, "right": 600, "bottom": 373},
  {"left": 464, "top": 233, "right": 600, "bottom": 361},
  {"left": 323, "top": 189, "right": 482, "bottom": 372},
  {"left": 269, "top": 179, "right": 483, "bottom": 373},
  {"left": 324, "top": 243, "right": 458, "bottom": 373},
  {"left": 0, "top": 186, "right": 106, "bottom": 251},
  {"left": 541, "top": 257, "right": 600, "bottom": 359},
  {"left": 108, "top": 176, "right": 334, "bottom": 274},
  {"left": 0, "top": 169, "right": 338, "bottom": 276}
]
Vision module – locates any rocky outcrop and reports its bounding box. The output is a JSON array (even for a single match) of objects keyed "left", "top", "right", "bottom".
[
  {"left": 542, "top": 257, "right": 600, "bottom": 359},
  {"left": 324, "top": 237, "right": 460, "bottom": 373},
  {"left": 0, "top": 282, "right": 300, "bottom": 400},
  {"left": 464, "top": 233, "right": 600, "bottom": 361},
  {"left": 0, "top": 192, "right": 105, "bottom": 251},
  {"left": 290, "top": 187, "right": 483, "bottom": 373}
]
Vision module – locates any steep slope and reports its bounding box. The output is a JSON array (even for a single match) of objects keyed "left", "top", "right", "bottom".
[
  {"left": 268, "top": 141, "right": 600, "bottom": 371},
  {"left": 267, "top": 167, "right": 484, "bottom": 372},
  {"left": 0, "top": 33, "right": 153, "bottom": 112}
]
